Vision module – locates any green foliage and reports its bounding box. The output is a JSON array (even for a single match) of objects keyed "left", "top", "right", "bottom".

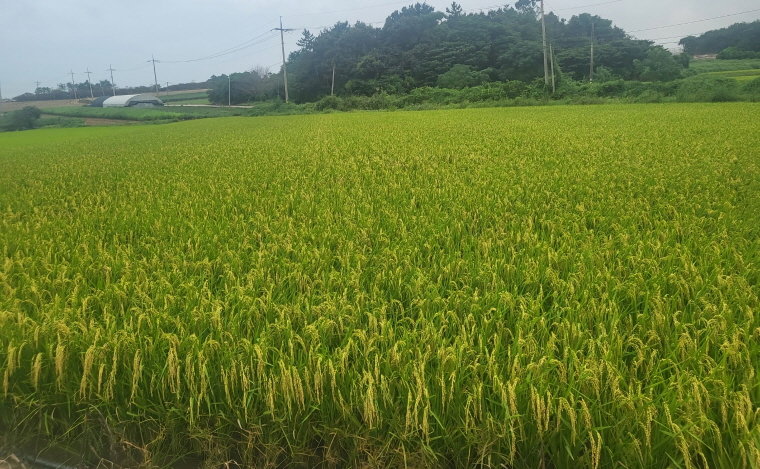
[
  {"left": 0, "top": 106, "right": 42, "bottom": 131},
  {"left": 742, "top": 77, "right": 760, "bottom": 101},
  {"left": 680, "top": 20, "right": 760, "bottom": 55},
  {"left": 634, "top": 47, "right": 685, "bottom": 82},
  {"left": 676, "top": 75, "right": 740, "bottom": 102},
  {"left": 0, "top": 105, "right": 758, "bottom": 467},
  {"left": 591, "top": 66, "right": 617, "bottom": 82},
  {"left": 36, "top": 116, "right": 86, "bottom": 129},
  {"left": 207, "top": 71, "right": 279, "bottom": 105},
  {"left": 436, "top": 64, "right": 490, "bottom": 89},
  {"left": 161, "top": 91, "right": 211, "bottom": 104},
  {"left": 717, "top": 47, "right": 760, "bottom": 60},
  {"left": 687, "top": 58, "right": 760, "bottom": 74},
  {"left": 286, "top": 4, "right": 670, "bottom": 103},
  {"left": 43, "top": 106, "right": 248, "bottom": 122}
]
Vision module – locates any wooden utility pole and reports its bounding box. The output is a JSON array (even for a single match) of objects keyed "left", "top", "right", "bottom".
[
  {"left": 549, "top": 43, "right": 556, "bottom": 94},
  {"left": 70, "top": 70, "right": 78, "bottom": 99},
  {"left": 273, "top": 17, "right": 295, "bottom": 103},
  {"left": 150, "top": 55, "right": 159, "bottom": 94},
  {"left": 107, "top": 65, "right": 117, "bottom": 96},
  {"left": 84, "top": 68, "right": 94, "bottom": 98},
  {"left": 590, "top": 22, "right": 595, "bottom": 82},
  {"left": 540, "top": 0, "right": 549, "bottom": 87},
  {"left": 331, "top": 62, "right": 336, "bottom": 96}
]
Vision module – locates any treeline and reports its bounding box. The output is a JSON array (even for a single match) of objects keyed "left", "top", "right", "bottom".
[
  {"left": 284, "top": 1, "right": 689, "bottom": 102},
  {"left": 207, "top": 70, "right": 280, "bottom": 105},
  {"left": 207, "top": 1, "right": 691, "bottom": 105},
  {"left": 680, "top": 21, "right": 760, "bottom": 57},
  {"left": 13, "top": 80, "right": 210, "bottom": 102}
]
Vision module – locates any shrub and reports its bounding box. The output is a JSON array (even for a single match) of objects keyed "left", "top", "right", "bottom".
[
  {"left": 315, "top": 95, "right": 341, "bottom": 111},
  {"left": 676, "top": 75, "right": 739, "bottom": 102},
  {"left": 1, "top": 106, "right": 42, "bottom": 131},
  {"left": 742, "top": 77, "right": 760, "bottom": 101}
]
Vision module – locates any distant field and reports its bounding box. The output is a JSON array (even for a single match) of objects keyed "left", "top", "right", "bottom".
[
  {"left": 160, "top": 88, "right": 208, "bottom": 96},
  {"left": 161, "top": 90, "right": 210, "bottom": 105},
  {"left": 702, "top": 69, "right": 760, "bottom": 81},
  {"left": 44, "top": 105, "right": 248, "bottom": 122},
  {"left": 0, "top": 99, "right": 82, "bottom": 112},
  {"left": 1, "top": 104, "right": 758, "bottom": 468},
  {"left": 688, "top": 58, "right": 760, "bottom": 74}
]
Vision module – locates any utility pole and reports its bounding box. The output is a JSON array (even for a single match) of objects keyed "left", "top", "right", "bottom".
[
  {"left": 70, "top": 70, "right": 78, "bottom": 99},
  {"left": 84, "top": 68, "right": 95, "bottom": 98},
  {"left": 35, "top": 81, "right": 42, "bottom": 93},
  {"left": 331, "top": 61, "right": 336, "bottom": 96},
  {"left": 540, "top": 0, "right": 549, "bottom": 88},
  {"left": 228, "top": 75, "right": 231, "bottom": 106},
  {"left": 590, "top": 22, "right": 595, "bottom": 82},
  {"left": 107, "top": 65, "right": 117, "bottom": 96},
  {"left": 273, "top": 17, "right": 295, "bottom": 103},
  {"left": 150, "top": 55, "right": 159, "bottom": 94},
  {"left": 549, "top": 43, "right": 556, "bottom": 94}
]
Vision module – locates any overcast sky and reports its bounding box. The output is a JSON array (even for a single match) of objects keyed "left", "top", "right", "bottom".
[{"left": 1, "top": 0, "right": 758, "bottom": 98}]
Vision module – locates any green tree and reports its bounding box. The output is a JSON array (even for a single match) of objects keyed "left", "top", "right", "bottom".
[
  {"left": 436, "top": 64, "right": 489, "bottom": 88},
  {"left": 635, "top": 47, "right": 684, "bottom": 82},
  {"left": 1, "top": 106, "right": 42, "bottom": 131},
  {"left": 514, "top": 0, "right": 537, "bottom": 13},
  {"left": 445, "top": 2, "right": 463, "bottom": 18},
  {"left": 679, "top": 21, "right": 760, "bottom": 55}
]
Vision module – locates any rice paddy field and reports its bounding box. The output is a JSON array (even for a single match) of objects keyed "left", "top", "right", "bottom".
[{"left": 0, "top": 103, "right": 759, "bottom": 468}]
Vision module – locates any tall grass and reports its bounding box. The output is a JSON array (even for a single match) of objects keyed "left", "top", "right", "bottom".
[{"left": 0, "top": 104, "right": 758, "bottom": 468}]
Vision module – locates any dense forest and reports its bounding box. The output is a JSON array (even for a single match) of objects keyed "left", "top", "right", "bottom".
[
  {"left": 208, "top": 1, "right": 690, "bottom": 104},
  {"left": 680, "top": 21, "right": 760, "bottom": 57}
]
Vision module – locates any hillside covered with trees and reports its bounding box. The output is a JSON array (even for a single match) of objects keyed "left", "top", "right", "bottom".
[
  {"left": 209, "top": 1, "right": 690, "bottom": 104},
  {"left": 680, "top": 21, "right": 760, "bottom": 58}
]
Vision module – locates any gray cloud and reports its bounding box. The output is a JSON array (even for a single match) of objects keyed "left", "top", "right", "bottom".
[{"left": 1, "top": 0, "right": 758, "bottom": 98}]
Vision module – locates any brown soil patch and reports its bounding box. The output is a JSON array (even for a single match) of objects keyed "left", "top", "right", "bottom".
[{"left": 0, "top": 99, "right": 83, "bottom": 112}]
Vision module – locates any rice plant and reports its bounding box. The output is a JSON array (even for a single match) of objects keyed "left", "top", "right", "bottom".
[{"left": 0, "top": 103, "right": 758, "bottom": 468}]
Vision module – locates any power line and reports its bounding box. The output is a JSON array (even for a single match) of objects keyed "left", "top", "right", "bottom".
[
  {"left": 287, "top": 0, "right": 406, "bottom": 18},
  {"left": 160, "top": 30, "right": 277, "bottom": 64},
  {"left": 552, "top": 0, "right": 624, "bottom": 12},
  {"left": 114, "top": 62, "right": 152, "bottom": 72},
  {"left": 629, "top": 8, "right": 760, "bottom": 33}
]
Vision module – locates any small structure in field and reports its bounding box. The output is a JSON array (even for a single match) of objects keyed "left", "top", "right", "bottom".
[{"left": 101, "top": 94, "right": 164, "bottom": 108}]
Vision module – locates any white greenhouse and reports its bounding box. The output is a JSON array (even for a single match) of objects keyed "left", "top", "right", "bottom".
[{"left": 102, "top": 94, "right": 164, "bottom": 108}]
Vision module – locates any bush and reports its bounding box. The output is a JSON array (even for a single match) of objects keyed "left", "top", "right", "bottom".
[
  {"left": 1, "top": 106, "right": 42, "bottom": 131},
  {"left": 742, "top": 77, "right": 760, "bottom": 101},
  {"left": 717, "top": 47, "right": 760, "bottom": 60},
  {"left": 676, "top": 75, "right": 740, "bottom": 102},
  {"left": 436, "top": 65, "right": 490, "bottom": 89},
  {"left": 315, "top": 95, "right": 341, "bottom": 111}
]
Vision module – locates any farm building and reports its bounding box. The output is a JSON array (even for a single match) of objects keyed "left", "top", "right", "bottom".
[{"left": 101, "top": 94, "right": 164, "bottom": 108}]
